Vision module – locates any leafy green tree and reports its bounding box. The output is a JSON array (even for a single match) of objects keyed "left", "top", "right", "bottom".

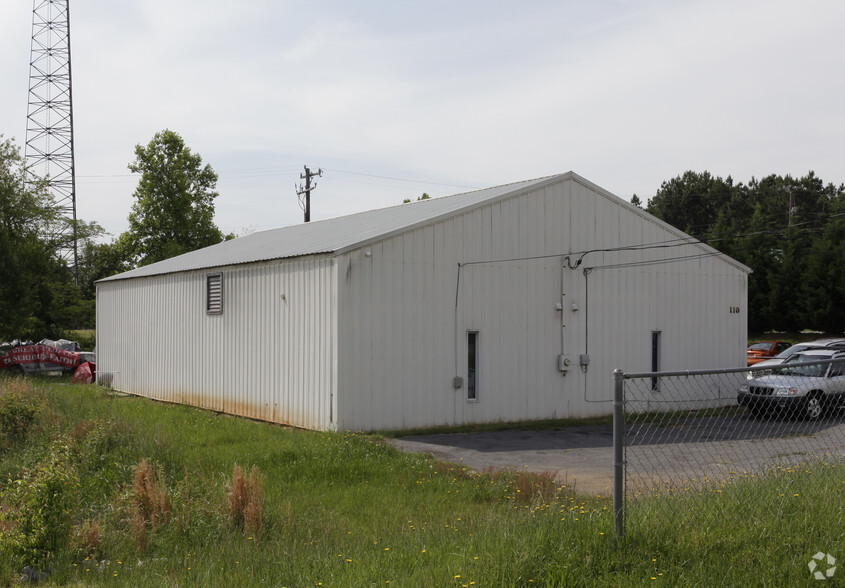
[
  {"left": 125, "top": 130, "right": 227, "bottom": 267},
  {"left": 76, "top": 235, "right": 134, "bottom": 299},
  {"left": 647, "top": 169, "right": 845, "bottom": 332},
  {"left": 0, "top": 136, "right": 100, "bottom": 339},
  {"left": 646, "top": 171, "right": 734, "bottom": 235},
  {"left": 800, "top": 190, "right": 845, "bottom": 330}
]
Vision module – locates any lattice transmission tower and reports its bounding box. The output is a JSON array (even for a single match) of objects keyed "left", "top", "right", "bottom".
[{"left": 25, "top": 0, "right": 78, "bottom": 277}]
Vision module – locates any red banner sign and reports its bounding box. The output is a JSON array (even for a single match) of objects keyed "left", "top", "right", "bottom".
[{"left": 1, "top": 344, "right": 82, "bottom": 372}]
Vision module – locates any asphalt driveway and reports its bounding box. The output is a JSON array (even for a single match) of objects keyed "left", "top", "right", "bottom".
[
  {"left": 390, "top": 415, "right": 845, "bottom": 495},
  {"left": 391, "top": 425, "right": 616, "bottom": 494}
]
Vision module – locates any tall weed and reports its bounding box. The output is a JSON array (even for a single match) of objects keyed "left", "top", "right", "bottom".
[
  {"left": 76, "top": 518, "right": 101, "bottom": 558},
  {"left": 72, "top": 418, "right": 135, "bottom": 514},
  {"left": 227, "top": 464, "right": 263, "bottom": 534},
  {"left": 0, "top": 378, "right": 43, "bottom": 445},
  {"left": 130, "top": 459, "right": 170, "bottom": 550},
  {"left": 0, "top": 437, "right": 79, "bottom": 568}
]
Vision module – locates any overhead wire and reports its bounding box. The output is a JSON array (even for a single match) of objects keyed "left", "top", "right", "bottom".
[
  {"left": 453, "top": 212, "right": 844, "bottom": 275},
  {"left": 76, "top": 166, "right": 480, "bottom": 191},
  {"left": 321, "top": 168, "right": 480, "bottom": 190}
]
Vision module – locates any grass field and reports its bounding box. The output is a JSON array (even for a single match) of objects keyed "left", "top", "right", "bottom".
[
  {"left": 0, "top": 375, "right": 842, "bottom": 586},
  {"left": 65, "top": 329, "right": 96, "bottom": 351}
]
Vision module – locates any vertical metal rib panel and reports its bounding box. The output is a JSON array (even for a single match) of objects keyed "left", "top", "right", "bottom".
[
  {"left": 96, "top": 256, "right": 337, "bottom": 431},
  {"left": 98, "top": 176, "right": 746, "bottom": 433},
  {"left": 337, "top": 177, "right": 747, "bottom": 431}
]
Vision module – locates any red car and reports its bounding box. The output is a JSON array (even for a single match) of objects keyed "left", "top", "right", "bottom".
[{"left": 747, "top": 340, "right": 791, "bottom": 366}]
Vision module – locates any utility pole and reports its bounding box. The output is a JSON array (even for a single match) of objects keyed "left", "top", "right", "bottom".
[
  {"left": 783, "top": 185, "right": 797, "bottom": 226},
  {"left": 296, "top": 165, "right": 322, "bottom": 222}
]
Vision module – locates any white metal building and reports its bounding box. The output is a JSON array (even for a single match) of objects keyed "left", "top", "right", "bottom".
[{"left": 96, "top": 172, "right": 749, "bottom": 431}]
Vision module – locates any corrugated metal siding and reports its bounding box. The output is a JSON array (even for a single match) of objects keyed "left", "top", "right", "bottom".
[
  {"left": 337, "top": 177, "right": 747, "bottom": 431},
  {"left": 96, "top": 174, "right": 746, "bottom": 433},
  {"left": 97, "top": 256, "right": 337, "bottom": 430}
]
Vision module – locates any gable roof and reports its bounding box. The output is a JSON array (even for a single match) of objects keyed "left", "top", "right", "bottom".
[
  {"left": 98, "top": 174, "right": 560, "bottom": 282},
  {"left": 98, "top": 171, "right": 749, "bottom": 283}
]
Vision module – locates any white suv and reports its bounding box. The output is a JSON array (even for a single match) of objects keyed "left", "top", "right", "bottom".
[{"left": 738, "top": 349, "right": 845, "bottom": 420}]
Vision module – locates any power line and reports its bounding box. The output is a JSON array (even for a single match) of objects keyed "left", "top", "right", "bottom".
[
  {"left": 456, "top": 210, "right": 845, "bottom": 277},
  {"left": 322, "top": 168, "right": 480, "bottom": 189}
]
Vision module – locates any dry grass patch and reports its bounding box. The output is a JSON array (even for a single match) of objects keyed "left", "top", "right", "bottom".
[
  {"left": 131, "top": 459, "right": 170, "bottom": 550},
  {"left": 227, "top": 464, "right": 263, "bottom": 534}
]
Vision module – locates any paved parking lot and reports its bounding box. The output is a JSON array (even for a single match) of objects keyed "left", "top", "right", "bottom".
[
  {"left": 391, "top": 425, "right": 617, "bottom": 494},
  {"left": 390, "top": 415, "right": 845, "bottom": 495}
]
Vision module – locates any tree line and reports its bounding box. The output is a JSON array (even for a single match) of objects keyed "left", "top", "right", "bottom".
[
  {"left": 2, "top": 128, "right": 843, "bottom": 341},
  {"left": 0, "top": 130, "right": 230, "bottom": 341},
  {"left": 641, "top": 170, "right": 845, "bottom": 333}
]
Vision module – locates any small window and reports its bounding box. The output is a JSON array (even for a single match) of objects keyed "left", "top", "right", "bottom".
[
  {"left": 651, "top": 330, "right": 661, "bottom": 391},
  {"left": 206, "top": 273, "right": 223, "bottom": 314},
  {"left": 467, "top": 331, "right": 479, "bottom": 401}
]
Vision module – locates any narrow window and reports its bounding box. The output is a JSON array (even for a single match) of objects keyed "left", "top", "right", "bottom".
[
  {"left": 651, "top": 330, "right": 661, "bottom": 391},
  {"left": 467, "top": 331, "right": 479, "bottom": 401},
  {"left": 206, "top": 273, "right": 223, "bottom": 314}
]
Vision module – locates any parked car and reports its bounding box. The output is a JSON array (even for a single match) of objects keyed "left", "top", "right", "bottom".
[
  {"left": 747, "top": 340, "right": 792, "bottom": 366},
  {"left": 747, "top": 338, "right": 845, "bottom": 379},
  {"left": 738, "top": 349, "right": 845, "bottom": 420}
]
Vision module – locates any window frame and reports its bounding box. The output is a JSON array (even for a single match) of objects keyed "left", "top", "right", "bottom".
[
  {"left": 467, "top": 330, "right": 479, "bottom": 402},
  {"left": 651, "top": 330, "right": 661, "bottom": 391}
]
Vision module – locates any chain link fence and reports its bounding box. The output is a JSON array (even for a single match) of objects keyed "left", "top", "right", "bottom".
[{"left": 613, "top": 356, "right": 845, "bottom": 536}]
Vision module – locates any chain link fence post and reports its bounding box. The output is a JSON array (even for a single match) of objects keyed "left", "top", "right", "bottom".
[
  {"left": 613, "top": 368, "right": 625, "bottom": 538},
  {"left": 620, "top": 354, "right": 845, "bottom": 536}
]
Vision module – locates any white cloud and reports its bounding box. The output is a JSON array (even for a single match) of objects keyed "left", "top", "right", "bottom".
[{"left": 1, "top": 0, "right": 844, "bottom": 236}]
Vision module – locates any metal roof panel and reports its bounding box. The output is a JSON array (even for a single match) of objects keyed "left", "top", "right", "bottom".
[{"left": 98, "top": 175, "right": 557, "bottom": 282}]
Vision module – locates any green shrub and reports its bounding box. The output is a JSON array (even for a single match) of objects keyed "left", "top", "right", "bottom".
[
  {"left": 0, "top": 378, "right": 43, "bottom": 444},
  {"left": 0, "top": 438, "right": 79, "bottom": 567},
  {"left": 72, "top": 419, "right": 135, "bottom": 514}
]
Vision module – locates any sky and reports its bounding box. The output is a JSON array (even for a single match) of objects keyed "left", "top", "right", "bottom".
[{"left": 1, "top": 0, "right": 843, "bottom": 240}]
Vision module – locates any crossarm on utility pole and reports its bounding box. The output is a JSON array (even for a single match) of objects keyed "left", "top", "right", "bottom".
[{"left": 296, "top": 165, "right": 323, "bottom": 222}]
